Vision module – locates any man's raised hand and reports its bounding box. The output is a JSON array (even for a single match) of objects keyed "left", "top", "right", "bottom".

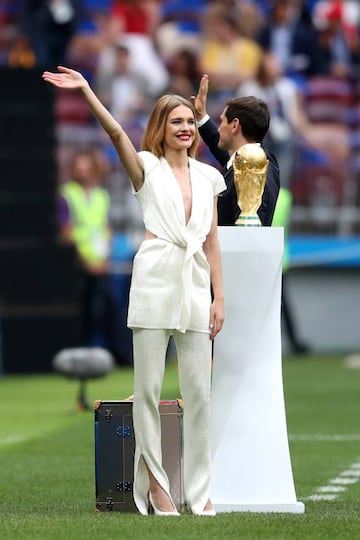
[{"left": 191, "top": 74, "right": 209, "bottom": 122}]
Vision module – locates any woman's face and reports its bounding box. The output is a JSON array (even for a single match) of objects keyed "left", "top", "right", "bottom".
[{"left": 163, "top": 105, "right": 196, "bottom": 152}]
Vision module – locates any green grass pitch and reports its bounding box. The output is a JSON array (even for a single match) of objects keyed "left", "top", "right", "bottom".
[{"left": 1, "top": 355, "right": 360, "bottom": 539}]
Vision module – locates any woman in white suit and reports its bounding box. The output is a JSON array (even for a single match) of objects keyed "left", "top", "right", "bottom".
[{"left": 43, "top": 66, "right": 225, "bottom": 516}]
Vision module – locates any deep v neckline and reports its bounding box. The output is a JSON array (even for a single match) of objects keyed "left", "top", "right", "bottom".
[{"left": 162, "top": 157, "right": 193, "bottom": 227}]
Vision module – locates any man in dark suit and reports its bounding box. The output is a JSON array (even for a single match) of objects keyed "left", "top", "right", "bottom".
[
  {"left": 257, "top": 0, "right": 324, "bottom": 81},
  {"left": 191, "top": 74, "right": 280, "bottom": 226}
]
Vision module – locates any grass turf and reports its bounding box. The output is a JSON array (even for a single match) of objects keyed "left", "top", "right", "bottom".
[{"left": 1, "top": 355, "right": 360, "bottom": 539}]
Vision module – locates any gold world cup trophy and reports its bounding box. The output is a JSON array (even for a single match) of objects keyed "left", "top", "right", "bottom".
[{"left": 233, "top": 143, "right": 269, "bottom": 226}]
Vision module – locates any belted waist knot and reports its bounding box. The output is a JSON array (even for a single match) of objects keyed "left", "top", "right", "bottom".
[{"left": 155, "top": 234, "right": 204, "bottom": 332}]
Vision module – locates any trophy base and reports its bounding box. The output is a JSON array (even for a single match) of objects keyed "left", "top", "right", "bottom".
[{"left": 235, "top": 215, "right": 262, "bottom": 227}]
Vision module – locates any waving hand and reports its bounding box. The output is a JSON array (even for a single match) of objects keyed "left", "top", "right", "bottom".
[{"left": 42, "top": 66, "right": 88, "bottom": 90}]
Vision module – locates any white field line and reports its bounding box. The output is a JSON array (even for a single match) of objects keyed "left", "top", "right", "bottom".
[
  {"left": 340, "top": 469, "right": 360, "bottom": 477},
  {"left": 331, "top": 477, "right": 359, "bottom": 485},
  {"left": 0, "top": 435, "right": 29, "bottom": 446},
  {"left": 2, "top": 433, "right": 358, "bottom": 447},
  {"left": 289, "top": 434, "right": 360, "bottom": 442},
  {"left": 317, "top": 486, "right": 346, "bottom": 493},
  {"left": 304, "top": 460, "right": 360, "bottom": 501},
  {"left": 307, "top": 494, "right": 337, "bottom": 501}
]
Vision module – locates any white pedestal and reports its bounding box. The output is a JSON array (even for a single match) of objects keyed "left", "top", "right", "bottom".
[{"left": 210, "top": 227, "right": 304, "bottom": 513}]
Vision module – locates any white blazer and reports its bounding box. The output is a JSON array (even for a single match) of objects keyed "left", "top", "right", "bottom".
[{"left": 127, "top": 151, "right": 226, "bottom": 333}]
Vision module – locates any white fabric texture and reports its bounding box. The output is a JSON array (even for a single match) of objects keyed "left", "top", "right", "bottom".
[
  {"left": 132, "top": 328, "right": 212, "bottom": 515},
  {"left": 127, "top": 151, "right": 226, "bottom": 333}
]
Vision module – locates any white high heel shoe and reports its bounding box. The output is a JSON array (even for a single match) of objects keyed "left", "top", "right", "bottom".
[
  {"left": 148, "top": 492, "right": 180, "bottom": 516},
  {"left": 193, "top": 500, "right": 216, "bottom": 516},
  {"left": 194, "top": 508, "right": 216, "bottom": 516}
]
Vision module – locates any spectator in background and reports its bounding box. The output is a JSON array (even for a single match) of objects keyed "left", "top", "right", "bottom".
[
  {"left": 199, "top": 2, "right": 263, "bottom": 99},
  {"left": 8, "top": 34, "right": 36, "bottom": 68},
  {"left": 58, "top": 148, "right": 129, "bottom": 365},
  {"left": 96, "top": 43, "right": 151, "bottom": 125},
  {"left": 165, "top": 47, "right": 201, "bottom": 97},
  {"left": 257, "top": 0, "right": 324, "bottom": 84},
  {"left": 312, "top": 0, "right": 352, "bottom": 78},
  {"left": 103, "top": 0, "right": 169, "bottom": 97},
  {"left": 236, "top": 51, "right": 312, "bottom": 190},
  {"left": 21, "top": 0, "right": 82, "bottom": 68},
  {"left": 156, "top": 0, "right": 205, "bottom": 60},
  {"left": 235, "top": 0, "right": 265, "bottom": 42},
  {"left": 312, "top": 0, "right": 360, "bottom": 77},
  {"left": 0, "top": 0, "right": 24, "bottom": 66},
  {"left": 64, "top": 1, "right": 113, "bottom": 78}
]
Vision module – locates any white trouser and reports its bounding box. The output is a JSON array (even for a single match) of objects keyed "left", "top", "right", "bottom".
[{"left": 132, "top": 328, "right": 212, "bottom": 515}]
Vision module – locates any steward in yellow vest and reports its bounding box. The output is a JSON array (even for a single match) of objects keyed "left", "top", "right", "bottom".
[
  {"left": 58, "top": 150, "right": 127, "bottom": 364},
  {"left": 60, "top": 180, "right": 111, "bottom": 271},
  {"left": 58, "top": 150, "right": 112, "bottom": 274},
  {"left": 272, "top": 187, "right": 292, "bottom": 273}
]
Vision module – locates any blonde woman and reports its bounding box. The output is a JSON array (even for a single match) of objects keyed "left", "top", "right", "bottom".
[{"left": 43, "top": 66, "right": 225, "bottom": 516}]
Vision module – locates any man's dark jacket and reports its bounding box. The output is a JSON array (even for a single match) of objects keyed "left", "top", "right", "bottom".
[{"left": 199, "top": 118, "right": 280, "bottom": 226}]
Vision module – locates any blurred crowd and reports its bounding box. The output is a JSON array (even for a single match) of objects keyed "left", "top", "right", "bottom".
[{"left": 2, "top": 0, "right": 360, "bottom": 235}]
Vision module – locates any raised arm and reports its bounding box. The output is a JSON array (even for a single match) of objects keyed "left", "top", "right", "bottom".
[
  {"left": 42, "top": 66, "right": 144, "bottom": 191},
  {"left": 191, "top": 74, "right": 230, "bottom": 167},
  {"left": 190, "top": 73, "right": 208, "bottom": 122}
]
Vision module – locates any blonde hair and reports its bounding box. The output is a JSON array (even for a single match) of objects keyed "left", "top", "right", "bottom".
[{"left": 141, "top": 94, "right": 200, "bottom": 158}]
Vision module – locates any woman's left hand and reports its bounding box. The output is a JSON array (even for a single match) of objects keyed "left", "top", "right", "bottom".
[{"left": 209, "top": 298, "right": 224, "bottom": 340}]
